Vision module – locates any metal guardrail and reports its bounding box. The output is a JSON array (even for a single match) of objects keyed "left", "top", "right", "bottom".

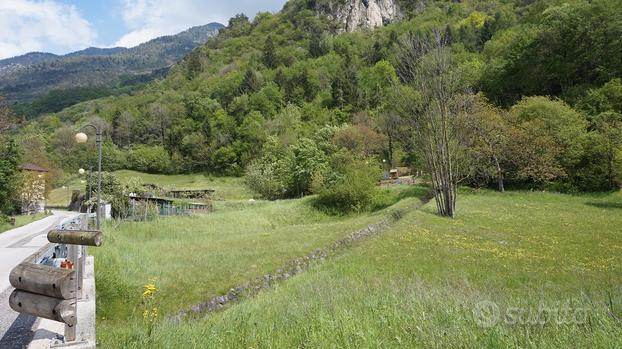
[{"left": 21, "top": 215, "right": 82, "bottom": 265}]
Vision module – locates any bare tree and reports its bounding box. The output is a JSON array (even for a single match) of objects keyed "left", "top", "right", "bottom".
[
  {"left": 148, "top": 103, "right": 171, "bottom": 145},
  {"left": 376, "top": 112, "right": 406, "bottom": 168},
  {"left": 394, "top": 31, "right": 472, "bottom": 218}
]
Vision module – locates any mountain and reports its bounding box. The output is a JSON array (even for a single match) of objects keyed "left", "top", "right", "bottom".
[
  {"left": 65, "top": 47, "right": 129, "bottom": 57},
  {"left": 0, "top": 52, "right": 59, "bottom": 76},
  {"left": 13, "top": 0, "right": 622, "bottom": 191},
  {"left": 0, "top": 22, "right": 225, "bottom": 106},
  {"left": 0, "top": 48, "right": 130, "bottom": 75}
]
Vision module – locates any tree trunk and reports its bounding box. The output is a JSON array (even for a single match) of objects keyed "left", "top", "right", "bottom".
[
  {"left": 9, "top": 290, "right": 76, "bottom": 325},
  {"left": 10, "top": 263, "right": 76, "bottom": 299},
  {"left": 493, "top": 155, "right": 504, "bottom": 193},
  {"left": 47, "top": 230, "right": 103, "bottom": 247},
  {"left": 388, "top": 134, "right": 394, "bottom": 168},
  {"left": 607, "top": 147, "right": 615, "bottom": 189}
]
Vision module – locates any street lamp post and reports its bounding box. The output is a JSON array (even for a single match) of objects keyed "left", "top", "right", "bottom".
[
  {"left": 75, "top": 125, "right": 102, "bottom": 230},
  {"left": 88, "top": 166, "right": 93, "bottom": 202},
  {"left": 78, "top": 166, "right": 94, "bottom": 210}
]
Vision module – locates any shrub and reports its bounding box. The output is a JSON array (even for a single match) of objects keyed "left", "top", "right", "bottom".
[
  {"left": 85, "top": 172, "right": 140, "bottom": 218},
  {"left": 0, "top": 138, "right": 21, "bottom": 215},
  {"left": 313, "top": 157, "right": 380, "bottom": 214},
  {"left": 509, "top": 96, "right": 587, "bottom": 172},
  {"left": 127, "top": 145, "right": 172, "bottom": 174},
  {"left": 245, "top": 136, "right": 329, "bottom": 199},
  {"left": 211, "top": 145, "right": 241, "bottom": 176},
  {"left": 245, "top": 158, "right": 293, "bottom": 200},
  {"left": 290, "top": 138, "right": 329, "bottom": 196},
  {"left": 103, "top": 141, "right": 127, "bottom": 171},
  {"left": 245, "top": 137, "right": 295, "bottom": 200},
  {"left": 333, "top": 123, "right": 384, "bottom": 158}
]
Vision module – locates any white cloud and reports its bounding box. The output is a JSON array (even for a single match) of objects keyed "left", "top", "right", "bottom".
[
  {"left": 0, "top": 0, "right": 97, "bottom": 59},
  {"left": 115, "top": 0, "right": 286, "bottom": 48}
]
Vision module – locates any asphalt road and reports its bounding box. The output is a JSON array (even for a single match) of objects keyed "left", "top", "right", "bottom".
[{"left": 0, "top": 211, "right": 79, "bottom": 347}]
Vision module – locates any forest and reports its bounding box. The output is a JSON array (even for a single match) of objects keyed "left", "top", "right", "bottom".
[{"left": 1, "top": 0, "right": 621, "bottom": 217}]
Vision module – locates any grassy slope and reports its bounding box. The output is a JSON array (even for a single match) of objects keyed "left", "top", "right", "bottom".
[
  {"left": 0, "top": 213, "right": 49, "bottom": 234},
  {"left": 47, "top": 176, "right": 83, "bottom": 207},
  {"left": 93, "top": 185, "right": 426, "bottom": 346},
  {"left": 101, "top": 189, "right": 622, "bottom": 348},
  {"left": 47, "top": 171, "right": 252, "bottom": 206}
]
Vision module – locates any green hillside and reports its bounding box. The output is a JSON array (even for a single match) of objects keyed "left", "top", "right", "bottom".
[
  {"left": 12, "top": 0, "right": 621, "bottom": 195},
  {"left": 0, "top": 23, "right": 224, "bottom": 113}
]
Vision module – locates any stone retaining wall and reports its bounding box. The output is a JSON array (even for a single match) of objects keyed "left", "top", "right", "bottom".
[{"left": 172, "top": 193, "right": 432, "bottom": 322}]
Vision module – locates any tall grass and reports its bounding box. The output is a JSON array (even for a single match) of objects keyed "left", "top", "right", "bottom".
[
  {"left": 97, "top": 189, "right": 622, "bottom": 348},
  {"left": 93, "top": 186, "right": 425, "bottom": 346}
]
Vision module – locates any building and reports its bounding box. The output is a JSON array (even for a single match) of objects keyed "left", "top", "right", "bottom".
[
  {"left": 389, "top": 167, "right": 412, "bottom": 180},
  {"left": 17, "top": 163, "right": 48, "bottom": 214}
]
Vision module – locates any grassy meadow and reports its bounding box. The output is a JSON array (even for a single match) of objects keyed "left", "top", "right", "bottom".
[
  {"left": 0, "top": 213, "right": 50, "bottom": 234},
  {"left": 47, "top": 176, "right": 84, "bottom": 207},
  {"left": 94, "top": 187, "right": 622, "bottom": 348},
  {"left": 92, "top": 182, "right": 427, "bottom": 346}
]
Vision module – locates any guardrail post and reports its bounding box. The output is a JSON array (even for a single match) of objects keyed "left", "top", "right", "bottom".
[
  {"left": 78, "top": 245, "right": 85, "bottom": 298},
  {"left": 66, "top": 244, "right": 79, "bottom": 341},
  {"left": 79, "top": 214, "right": 88, "bottom": 299},
  {"left": 64, "top": 314, "right": 77, "bottom": 342}
]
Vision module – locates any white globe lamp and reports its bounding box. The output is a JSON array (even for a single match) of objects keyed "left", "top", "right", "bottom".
[{"left": 75, "top": 132, "right": 88, "bottom": 144}]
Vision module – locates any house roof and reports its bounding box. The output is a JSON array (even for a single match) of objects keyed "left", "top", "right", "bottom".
[
  {"left": 18, "top": 163, "right": 49, "bottom": 172},
  {"left": 128, "top": 194, "right": 174, "bottom": 204}
]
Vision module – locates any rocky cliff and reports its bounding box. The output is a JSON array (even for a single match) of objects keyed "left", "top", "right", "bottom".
[{"left": 315, "top": 0, "right": 402, "bottom": 32}]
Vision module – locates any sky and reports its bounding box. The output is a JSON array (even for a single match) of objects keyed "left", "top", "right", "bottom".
[{"left": 0, "top": 0, "right": 288, "bottom": 60}]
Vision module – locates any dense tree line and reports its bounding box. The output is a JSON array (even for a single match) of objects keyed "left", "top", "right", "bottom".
[
  {"left": 10, "top": 0, "right": 622, "bottom": 207},
  {"left": 0, "top": 97, "right": 22, "bottom": 218}
]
